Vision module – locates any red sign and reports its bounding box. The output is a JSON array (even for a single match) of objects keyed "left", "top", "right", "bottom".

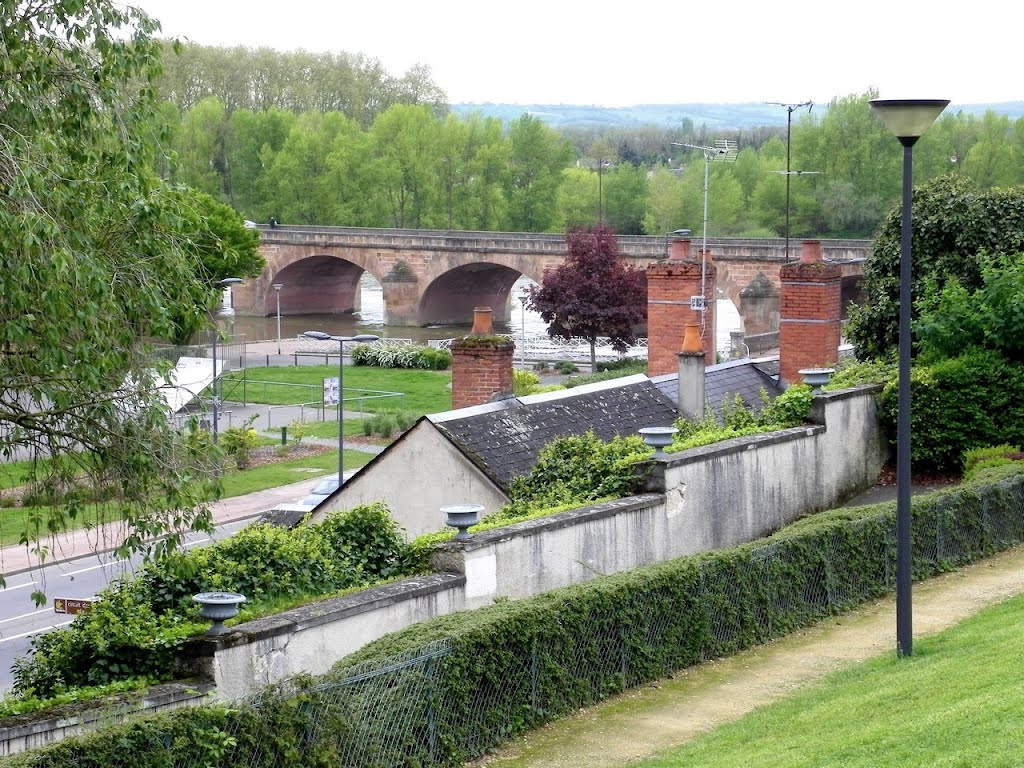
[{"left": 53, "top": 598, "right": 95, "bottom": 615}]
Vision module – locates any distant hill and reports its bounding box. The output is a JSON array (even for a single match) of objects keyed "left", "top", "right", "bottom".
[{"left": 451, "top": 102, "right": 1024, "bottom": 131}]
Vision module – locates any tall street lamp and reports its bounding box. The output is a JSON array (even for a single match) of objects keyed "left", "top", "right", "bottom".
[
  {"left": 870, "top": 97, "right": 949, "bottom": 658},
  {"left": 302, "top": 330, "right": 380, "bottom": 482},
  {"left": 272, "top": 283, "right": 284, "bottom": 355},
  {"left": 597, "top": 158, "right": 611, "bottom": 224},
  {"left": 211, "top": 277, "right": 243, "bottom": 445},
  {"left": 518, "top": 288, "right": 530, "bottom": 368}
]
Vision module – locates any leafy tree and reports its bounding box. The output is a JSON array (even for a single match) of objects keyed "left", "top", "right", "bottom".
[
  {"left": 529, "top": 226, "right": 646, "bottom": 369},
  {"left": 915, "top": 253, "right": 1024, "bottom": 363},
  {"left": 0, "top": 0, "right": 224, "bottom": 596},
  {"left": 504, "top": 114, "right": 573, "bottom": 232},
  {"left": 846, "top": 176, "right": 1024, "bottom": 358}
]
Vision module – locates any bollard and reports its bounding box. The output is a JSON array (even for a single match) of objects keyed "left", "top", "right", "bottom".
[{"left": 281, "top": 426, "right": 288, "bottom": 445}]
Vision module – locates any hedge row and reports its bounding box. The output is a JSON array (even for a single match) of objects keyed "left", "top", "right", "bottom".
[{"left": 10, "top": 472, "right": 1024, "bottom": 767}]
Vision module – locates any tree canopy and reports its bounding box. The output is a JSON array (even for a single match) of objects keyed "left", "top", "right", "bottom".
[
  {"left": 846, "top": 176, "right": 1024, "bottom": 359},
  {"left": 529, "top": 226, "right": 647, "bottom": 369},
  {"left": 0, "top": 0, "right": 227, "bottom": 595}
]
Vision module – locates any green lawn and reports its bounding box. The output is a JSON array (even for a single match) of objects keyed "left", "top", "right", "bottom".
[
  {"left": 220, "top": 365, "right": 452, "bottom": 415},
  {"left": 637, "top": 593, "right": 1024, "bottom": 768}
]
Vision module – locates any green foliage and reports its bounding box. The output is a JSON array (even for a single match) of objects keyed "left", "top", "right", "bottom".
[
  {"left": 847, "top": 176, "right": 1024, "bottom": 359},
  {"left": 595, "top": 358, "right": 648, "bottom": 373},
  {"left": 668, "top": 386, "right": 813, "bottom": 453},
  {"left": 555, "top": 360, "right": 579, "bottom": 374},
  {"left": 962, "top": 444, "right": 1024, "bottom": 482},
  {"left": 0, "top": 0, "right": 220, "bottom": 591},
  {"left": 351, "top": 341, "right": 452, "bottom": 370},
  {"left": 219, "top": 416, "right": 260, "bottom": 469},
  {"left": 915, "top": 252, "right": 1024, "bottom": 362},
  {"left": 361, "top": 410, "right": 417, "bottom": 438},
  {"left": 10, "top": 504, "right": 413, "bottom": 698},
  {"left": 512, "top": 369, "right": 540, "bottom": 395},
  {"left": 498, "top": 432, "right": 651, "bottom": 521},
  {"left": 824, "top": 356, "right": 897, "bottom": 389},
  {"left": 878, "top": 349, "right": 1024, "bottom": 473}
]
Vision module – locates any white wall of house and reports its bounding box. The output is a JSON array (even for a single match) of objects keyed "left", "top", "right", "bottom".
[{"left": 310, "top": 419, "right": 510, "bottom": 539}]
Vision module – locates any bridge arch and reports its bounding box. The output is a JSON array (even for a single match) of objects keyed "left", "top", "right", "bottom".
[{"left": 417, "top": 262, "right": 540, "bottom": 326}]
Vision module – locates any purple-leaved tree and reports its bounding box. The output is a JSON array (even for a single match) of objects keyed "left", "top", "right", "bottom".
[{"left": 528, "top": 225, "right": 647, "bottom": 371}]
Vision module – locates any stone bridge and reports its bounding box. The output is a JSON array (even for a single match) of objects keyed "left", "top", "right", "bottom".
[{"left": 231, "top": 225, "right": 870, "bottom": 327}]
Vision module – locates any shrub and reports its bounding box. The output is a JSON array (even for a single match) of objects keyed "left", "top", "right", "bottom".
[
  {"left": 963, "top": 444, "right": 1024, "bottom": 482},
  {"left": 10, "top": 503, "right": 412, "bottom": 698},
  {"left": 595, "top": 358, "right": 646, "bottom": 373},
  {"left": 351, "top": 341, "right": 451, "bottom": 370},
  {"left": 554, "top": 360, "right": 578, "bottom": 374},
  {"left": 512, "top": 369, "right": 540, "bottom": 395},
  {"left": 878, "top": 349, "right": 1024, "bottom": 473},
  {"left": 361, "top": 410, "right": 416, "bottom": 438},
  {"left": 495, "top": 432, "right": 650, "bottom": 522},
  {"left": 220, "top": 416, "right": 259, "bottom": 469}
]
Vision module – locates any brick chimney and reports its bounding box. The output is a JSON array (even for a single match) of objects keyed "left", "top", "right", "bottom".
[
  {"left": 779, "top": 240, "right": 841, "bottom": 385},
  {"left": 646, "top": 243, "right": 716, "bottom": 375},
  {"left": 450, "top": 307, "right": 515, "bottom": 410}
]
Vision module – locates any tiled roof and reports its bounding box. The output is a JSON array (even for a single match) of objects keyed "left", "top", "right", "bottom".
[
  {"left": 651, "top": 357, "right": 783, "bottom": 415},
  {"left": 429, "top": 375, "right": 678, "bottom": 489}
]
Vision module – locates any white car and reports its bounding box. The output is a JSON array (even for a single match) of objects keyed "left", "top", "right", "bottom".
[{"left": 298, "top": 475, "right": 341, "bottom": 508}]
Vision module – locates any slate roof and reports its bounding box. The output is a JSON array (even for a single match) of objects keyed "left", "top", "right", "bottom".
[
  {"left": 429, "top": 375, "right": 678, "bottom": 489},
  {"left": 650, "top": 357, "right": 783, "bottom": 415}
]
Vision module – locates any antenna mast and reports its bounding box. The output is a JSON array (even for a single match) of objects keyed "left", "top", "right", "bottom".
[{"left": 671, "top": 139, "right": 737, "bottom": 337}]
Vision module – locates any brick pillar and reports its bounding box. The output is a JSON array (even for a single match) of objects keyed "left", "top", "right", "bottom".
[
  {"left": 646, "top": 246, "right": 716, "bottom": 375},
  {"left": 779, "top": 240, "right": 841, "bottom": 385},
  {"left": 450, "top": 307, "right": 515, "bottom": 409}
]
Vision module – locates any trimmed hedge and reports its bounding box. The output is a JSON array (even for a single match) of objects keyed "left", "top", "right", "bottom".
[{"left": 10, "top": 474, "right": 1024, "bottom": 767}]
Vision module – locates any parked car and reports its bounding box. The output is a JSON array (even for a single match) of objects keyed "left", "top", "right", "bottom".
[{"left": 298, "top": 474, "right": 341, "bottom": 508}]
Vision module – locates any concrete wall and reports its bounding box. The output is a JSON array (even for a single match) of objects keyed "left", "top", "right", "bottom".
[
  {"left": 310, "top": 419, "right": 510, "bottom": 539},
  {"left": 181, "top": 386, "right": 884, "bottom": 701},
  {"left": 0, "top": 682, "right": 214, "bottom": 757}
]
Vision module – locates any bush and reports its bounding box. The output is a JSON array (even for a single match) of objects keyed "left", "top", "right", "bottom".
[
  {"left": 361, "top": 410, "right": 416, "bottom": 438},
  {"left": 495, "top": 432, "right": 650, "bottom": 522},
  {"left": 554, "top": 360, "right": 578, "bottom": 374},
  {"left": 512, "top": 369, "right": 540, "bottom": 395},
  {"left": 595, "top": 358, "right": 646, "bottom": 373},
  {"left": 878, "top": 349, "right": 1024, "bottom": 473},
  {"left": 220, "top": 416, "right": 259, "bottom": 469},
  {"left": 351, "top": 341, "right": 452, "bottom": 370},
  {"left": 963, "top": 444, "right": 1024, "bottom": 482},
  {"left": 10, "top": 503, "right": 413, "bottom": 698}
]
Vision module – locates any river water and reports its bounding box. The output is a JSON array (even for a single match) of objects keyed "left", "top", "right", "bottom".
[{"left": 221, "top": 274, "right": 740, "bottom": 354}]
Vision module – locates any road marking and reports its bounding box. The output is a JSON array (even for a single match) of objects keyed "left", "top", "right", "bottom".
[
  {"left": 0, "top": 608, "right": 49, "bottom": 626},
  {"left": 64, "top": 561, "right": 129, "bottom": 577},
  {"left": 0, "top": 620, "right": 74, "bottom": 644},
  {"left": 0, "top": 581, "right": 38, "bottom": 593}
]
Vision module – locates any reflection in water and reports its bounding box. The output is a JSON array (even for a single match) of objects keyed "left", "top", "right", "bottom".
[{"left": 222, "top": 274, "right": 741, "bottom": 354}]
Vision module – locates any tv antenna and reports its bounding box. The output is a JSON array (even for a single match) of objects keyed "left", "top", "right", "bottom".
[
  {"left": 671, "top": 139, "right": 737, "bottom": 336},
  {"left": 766, "top": 101, "right": 814, "bottom": 261}
]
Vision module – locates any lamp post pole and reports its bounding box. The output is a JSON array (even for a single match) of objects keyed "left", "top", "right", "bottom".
[
  {"left": 518, "top": 290, "right": 529, "bottom": 369},
  {"left": 303, "top": 331, "right": 380, "bottom": 482},
  {"left": 272, "top": 283, "right": 284, "bottom": 355},
  {"left": 211, "top": 277, "right": 243, "bottom": 445},
  {"left": 870, "top": 98, "right": 949, "bottom": 658}
]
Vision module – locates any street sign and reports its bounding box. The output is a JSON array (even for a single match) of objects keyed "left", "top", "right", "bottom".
[
  {"left": 53, "top": 597, "right": 95, "bottom": 615},
  {"left": 690, "top": 295, "right": 706, "bottom": 311},
  {"left": 323, "top": 376, "right": 339, "bottom": 405}
]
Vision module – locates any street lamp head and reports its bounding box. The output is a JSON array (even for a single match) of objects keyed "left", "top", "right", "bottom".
[
  {"left": 216, "top": 277, "right": 243, "bottom": 288},
  {"left": 869, "top": 99, "right": 950, "bottom": 145},
  {"left": 303, "top": 330, "right": 332, "bottom": 341},
  {"left": 350, "top": 334, "right": 380, "bottom": 343},
  {"left": 272, "top": 283, "right": 283, "bottom": 291},
  {"left": 670, "top": 228, "right": 692, "bottom": 237}
]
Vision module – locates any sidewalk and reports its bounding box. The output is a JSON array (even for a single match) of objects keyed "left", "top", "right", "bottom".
[{"left": 0, "top": 474, "right": 328, "bottom": 578}]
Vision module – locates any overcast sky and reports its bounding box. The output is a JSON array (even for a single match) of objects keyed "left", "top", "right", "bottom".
[{"left": 131, "top": 0, "right": 1020, "bottom": 107}]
